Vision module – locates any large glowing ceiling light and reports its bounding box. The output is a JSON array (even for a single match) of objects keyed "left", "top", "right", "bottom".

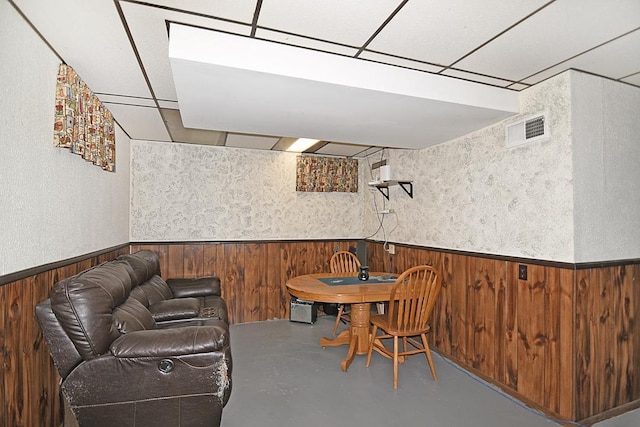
[{"left": 169, "top": 23, "right": 519, "bottom": 150}]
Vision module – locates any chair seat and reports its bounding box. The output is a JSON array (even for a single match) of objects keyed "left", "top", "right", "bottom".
[{"left": 369, "top": 313, "right": 432, "bottom": 337}]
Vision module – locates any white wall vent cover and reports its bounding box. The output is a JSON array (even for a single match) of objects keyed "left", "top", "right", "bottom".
[{"left": 505, "top": 113, "right": 549, "bottom": 148}]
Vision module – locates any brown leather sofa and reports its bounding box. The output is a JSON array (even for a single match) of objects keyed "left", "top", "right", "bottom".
[{"left": 36, "top": 250, "right": 232, "bottom": 427}]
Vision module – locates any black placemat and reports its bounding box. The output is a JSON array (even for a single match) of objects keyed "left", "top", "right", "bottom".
[{"left": 318, "top": 275, "right": 397, "bottom": 286}]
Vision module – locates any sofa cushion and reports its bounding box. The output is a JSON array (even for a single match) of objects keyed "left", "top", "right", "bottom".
[
  {"left": 118, "top": 250, "right": 161, "bottom": 284},
  {"left": 130, "top": 275, "right": 173, "bottom": 306},
  {"left": 113, "top": 297, "right": 157, "bottom": 334},
  {"left": 50, "top": 260, "right": 133, "bottom": 359},
  {"left": 149, "top": 298, "right": 202, "bottom": 321}
]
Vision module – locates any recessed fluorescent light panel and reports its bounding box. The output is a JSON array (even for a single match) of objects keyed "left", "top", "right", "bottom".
[{"left": 286, "top": 138, "right": 320, "bottom": 152}]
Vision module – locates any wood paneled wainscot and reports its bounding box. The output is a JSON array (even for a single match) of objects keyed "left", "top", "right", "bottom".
[
  {"left": 2, "top": 240, "right": 638, "bottom": 426},
  {"left": 0, "top": 245, "right": 129, "bottom": 427},
  {"left": 366, "top": 241, "right": 640, "bottom": 425},
  {"left": 130, "top": 240, "right": 360, "bottom": 324}
]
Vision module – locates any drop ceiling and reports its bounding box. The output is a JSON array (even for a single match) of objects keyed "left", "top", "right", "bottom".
[{"left": 11, "top": 0, "right": 640, "bottom": 157}]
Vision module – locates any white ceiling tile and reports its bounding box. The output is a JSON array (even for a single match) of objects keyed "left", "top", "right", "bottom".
[
  {"left": 14, "top": 0, "right": 151, "bottom": 98},
  {"left": 315, "top": 143, "right": 371, "bottom": 157},
  {"left": 523, "top": 29, "right": 640, "bottom": 85},
  {"left": 105, "top": 103, "right": 171, "bottom": 142},
  {"left": 162, "top": 109, "right": 227, "bottom": 145},
  {"left": 158, "top": 100, "right": 180, "bottom": 109},
  {"left": 226, "top": 134, "right": 280, "bottom": 150},
  {"left": 506, "top": 83, "right": 531, "bottom": 91},
  {"left": 97, "top": 94, "right": 157, "bottom": 107},
  {"left": 122, "top": 2, "right": 253, "bottom": 102},
  {"left": 441, "top": 69, "right": 517, "bottom": 88},
  {"left": 456, "top": 0, "right": 640, "bottom": 81},
  {"left": 367, "top": 0, "right": 550, "bottom": 66},
  {"left": 358, "top": 51, "right": 443, "bottom": 73},
  {"left": 141, "top": 0, "right": 258, "bottom": 23},
  {"left": 258, "top": 0, "right": 402, "bottom": 46},
  {"left": 255, "top": 29, "right": 359, "bottom": 56},
  {"left": 621, "top": 72, "right": 640, "bottom": 86}
]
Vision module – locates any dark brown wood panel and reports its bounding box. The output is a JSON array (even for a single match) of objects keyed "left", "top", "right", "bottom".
[
  {"left": 183, "top": 244, "right": 204, "bottom": 277},
  {"left": 494, "top": 259, "right": 508, "bottom": 385},
  {"left": 469, "top": 256, "right": 498, "bottom": 377},
  {"left": 0, "top": 246, "right": 127, "bottom": 427},
  {"left": 0, "top": 283, "right": 5, "bottom": 427},
  {"left": 516, "top": 263, "right": 547, "bottom": 406},
  {"left": 575, "top": 268, "right": 592, "bottom": 420},
  {"left": 244, "top": 243, "right": 266, "bottom": 322},
  {"left": 446, "top": 252, "right": 472, "bottom": 365},
  {"left": 575, "top": 264, "right": 640, "bottom": 421},
  {"left": 265, "top": 243, "right": 284, "bottom": 320}
]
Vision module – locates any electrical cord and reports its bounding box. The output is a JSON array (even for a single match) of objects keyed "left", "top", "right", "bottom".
[{"left": 363, "top": 148, "right": 401, "bottom": 274}]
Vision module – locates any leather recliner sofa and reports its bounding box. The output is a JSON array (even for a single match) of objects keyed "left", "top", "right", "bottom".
[{"left": 36, "top": 250, "right": 232, "bottom": 427}]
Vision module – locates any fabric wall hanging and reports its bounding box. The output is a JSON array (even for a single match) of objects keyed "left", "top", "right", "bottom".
[
  {"left": 53, "top": 63, "right": 116, "bottom": 172},
  {"left": 296, "top": 155, "right": 358, "bottom": 193}
]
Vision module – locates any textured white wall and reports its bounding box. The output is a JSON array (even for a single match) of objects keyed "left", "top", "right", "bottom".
[
  {"left": 364, "top": 72, "right": 575, "bottom": 262},
  {"left": 130, "top": 141, "right": 364, "bottom": 241},
  {"left": 572, "top": 72, "right": 640, "bottom": 262},
  {"left": 0, "top": 1, "right": 130, "bottom": 276}
]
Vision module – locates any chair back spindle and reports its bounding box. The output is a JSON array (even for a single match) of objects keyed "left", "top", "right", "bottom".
[
  {"left": 330, "top": 251, "right": 360, "bottom": 273},
  {"left": 388, "top": 266, "right": 441, "bottom": 334}
]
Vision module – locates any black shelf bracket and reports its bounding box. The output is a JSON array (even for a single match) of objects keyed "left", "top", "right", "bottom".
[
  {"left": 376, "top": 186, "right": 390, "bottom": 200},
  {"left": 398, "top": 181, "right": 413, "bottom": 199},
  {"left": 373, "top": 180, "right": 413, "bottom": 201}
]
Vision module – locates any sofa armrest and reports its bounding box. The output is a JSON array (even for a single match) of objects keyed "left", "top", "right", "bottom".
[
  {"left": 167, "top": 277, "right": 221, "bottom": 298},
  {"left": 110, "top": 326, "right": 228, "bottom": 358},
  {"left": 63, "top": 346, "right": 232, "bottom": 409}
]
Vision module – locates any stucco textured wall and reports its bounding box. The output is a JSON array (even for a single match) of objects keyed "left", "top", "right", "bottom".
[
  {"left": 572, "top": 72, "right": 640, "bottom": 262},
  {"left": 0, "top": 1, "right": 131, "bottom": 275},
  {"left": 363, "top": 72, "right": 575, "bottom": 262},
  {"left": 130, "top": 141, "right": 364, "bottom": 241}
]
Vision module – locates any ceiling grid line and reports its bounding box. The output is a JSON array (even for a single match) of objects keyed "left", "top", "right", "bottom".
[{"left": 14, "top": 0, "right": 638, "bottom": 156}]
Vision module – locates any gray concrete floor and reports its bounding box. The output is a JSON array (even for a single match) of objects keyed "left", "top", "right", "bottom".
[{"left": 223, "top": 315, "right": 639, "bottom": 427}]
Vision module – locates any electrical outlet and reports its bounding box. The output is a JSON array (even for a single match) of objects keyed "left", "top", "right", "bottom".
[
  {"left": 518, "top": 264, "right": 528, "bottom": 281},
  {"left": 387, "top": 244, "right": 395, "bottom": 254}
]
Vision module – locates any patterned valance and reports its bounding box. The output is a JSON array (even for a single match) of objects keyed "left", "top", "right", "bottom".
[
  {"left": 53, "top": 64, "right": 116, "bottom": 172},
  {"left": 296, "top": 155, "right": 358, "bottom": 193}
]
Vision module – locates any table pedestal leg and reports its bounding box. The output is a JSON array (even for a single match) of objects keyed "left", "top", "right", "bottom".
[{"left": 319, "top": 302, "right": 372, "bottom": 371}]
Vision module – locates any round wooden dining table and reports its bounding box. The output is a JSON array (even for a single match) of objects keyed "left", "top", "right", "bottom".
[{"left": 286, "top": 272, "right": 397, "bottom": 371}]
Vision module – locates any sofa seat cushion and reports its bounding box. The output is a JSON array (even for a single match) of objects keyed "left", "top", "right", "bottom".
[{"left": 149, "top": 298, "right": 202, "bottom": 321}]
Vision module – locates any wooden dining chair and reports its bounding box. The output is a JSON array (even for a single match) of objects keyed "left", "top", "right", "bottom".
[
  {"left": 365, "top": 265, "right": 442, "bottom": 389},
  {"left": 329, "top": 250, "right": 361, "bottom": 335}
]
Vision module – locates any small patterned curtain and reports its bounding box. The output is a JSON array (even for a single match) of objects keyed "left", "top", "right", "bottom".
[
  {"left": 53, "top": 63, "right": 116, "bottom": 172},
  {"left": 296, "top": 155, "right": 358, "bottom": 192}
]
